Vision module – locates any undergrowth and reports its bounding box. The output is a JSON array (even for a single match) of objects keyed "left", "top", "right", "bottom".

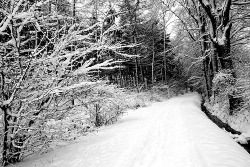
[{"left": 0, "top": 82, "right": 172, "bottom": 162}]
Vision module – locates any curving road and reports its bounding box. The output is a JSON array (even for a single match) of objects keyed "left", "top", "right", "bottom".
[{"left": 16, "top": 93, "right": 250, "bottom": 167}]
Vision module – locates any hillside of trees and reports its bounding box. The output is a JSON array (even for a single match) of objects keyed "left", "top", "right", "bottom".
[{"left": 0, "top": 0, "right": 250, "bottom": 166}]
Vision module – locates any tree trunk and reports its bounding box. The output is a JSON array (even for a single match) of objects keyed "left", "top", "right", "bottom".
[
  {"left": 73, "top": 0, "right": 76, "bottom": 18},
  {"left": 163, "top": 11, "right": 167, "bottom": 83},
  {"left": 145, "top": 77, "right": 148, "bottom": 89},
  {"left": 2, "top": 106, "right": 8, "bottom": 166},
  {"left": 133, "top": 73, "right": 136, "bottom": 87},
  {"left": 48, "top": 0, "right": 51, "bottom": 13},
  {"left": 211, "top": 43, "right": 219, "bottom": 74},
  {"left": 135, "top": 57, "right": 139, "bottom": 91},
  {"left": 151, "top": 24, "right": 155, "bottom": 84},
  {"left": 140, "top": 63, "right": 144, "bottom": 83},
  {"left": 199, "top": 13, "right": 212, "bottom": 98}
]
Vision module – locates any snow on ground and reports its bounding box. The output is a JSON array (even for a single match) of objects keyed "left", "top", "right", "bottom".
[{"left": 15, "top": 93, "right": 250, "bottom": 167}]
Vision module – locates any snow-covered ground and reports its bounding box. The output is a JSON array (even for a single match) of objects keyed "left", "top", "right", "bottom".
[{"left": 15, "top": 93, "right": 250, "bottom": 167}]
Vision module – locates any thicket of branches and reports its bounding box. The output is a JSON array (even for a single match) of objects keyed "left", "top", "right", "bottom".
[{"left": 0, "top": 0, "right": 184, "bottom": 166}]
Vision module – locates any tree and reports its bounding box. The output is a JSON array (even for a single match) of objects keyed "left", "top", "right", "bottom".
[
  {"left": 196, "top": 0, "right": 247, "bottom": 112},
  {"left": 0, "top": 0, "right": 138, "bottom": 165}
]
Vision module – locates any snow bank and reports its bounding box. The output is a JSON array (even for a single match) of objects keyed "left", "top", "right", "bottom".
[
  {"left": 204, "top": 97, "right": 250, "bottom": 143},
  {"left": 179, "top": 93, "right": 250, "bottom": 167}
]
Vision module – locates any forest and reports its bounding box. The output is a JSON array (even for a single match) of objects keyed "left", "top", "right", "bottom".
[{"left": 0, "top": 0, "right": 250, "bottom": 166}]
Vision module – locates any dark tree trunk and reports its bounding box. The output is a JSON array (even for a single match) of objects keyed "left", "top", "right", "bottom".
[
  {"left": 203, "top": 59, "right": 211, "bottom": 98},
  {"left": 135, "top": 57, "right": 139, "bottom": 91},
  {"left": 73, "top": 0, "right": 76, "bottom": 18},
  {"left": 48, "top": 0, "right": 51, "bottom": 13},
  {"left": 198, "top": 8, "right": 213, "bottom": 99},
  {"left": 1, "top": 106, "right": 22, "bottom": 166},
  {"left": 2, "top": 106, "right": 8, "bottom": 166},
  {"left": 163, "top": 11, "right": 167, "bottom": 83},
  {"left": 151, "top": 23, "right": 155, "bottom": 85}
]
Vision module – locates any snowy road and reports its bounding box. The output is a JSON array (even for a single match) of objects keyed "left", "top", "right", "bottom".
[{"left": 16, "top": 93, "right": 250, "bottom": 167}]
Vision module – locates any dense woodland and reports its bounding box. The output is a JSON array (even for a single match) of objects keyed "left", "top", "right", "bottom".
[{"left": 0, "top": 0, "right": 250, "bottom": 166}]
